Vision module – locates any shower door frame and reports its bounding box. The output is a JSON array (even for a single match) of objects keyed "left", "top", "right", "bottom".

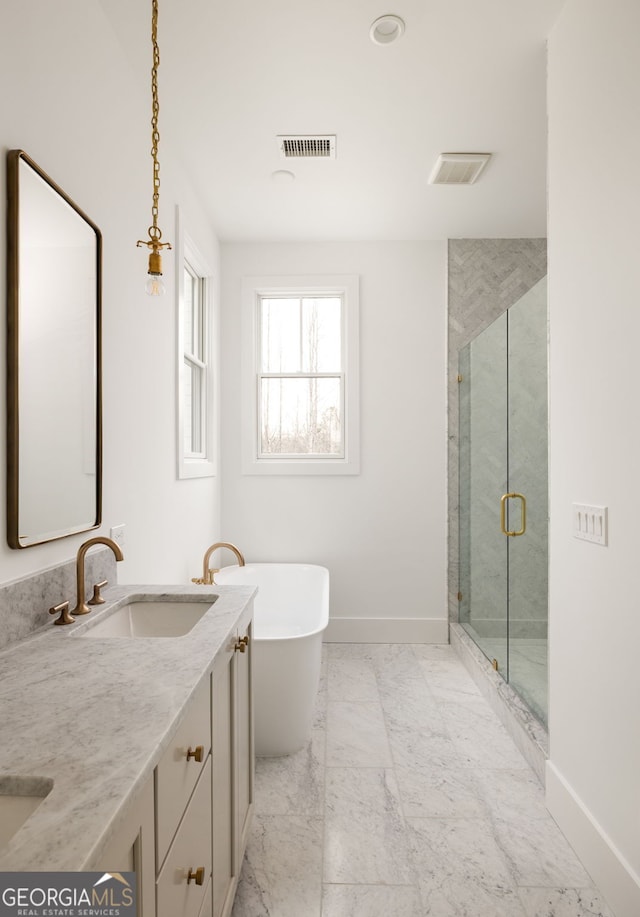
[{"left": 458, "top": 279, "right": 549, "bottom": 726}]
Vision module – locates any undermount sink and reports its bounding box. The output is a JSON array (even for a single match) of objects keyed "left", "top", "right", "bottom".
[
  {"left": 79, "top": 599, "right": 215, "bottom": 638},
  {"left": 0, "top": 776, "right": 53, "bottom": 850}
]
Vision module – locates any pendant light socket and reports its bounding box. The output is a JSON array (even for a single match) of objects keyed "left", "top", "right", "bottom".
[{"left": 148, "top": 250, "right": 163, "bottom": 276}]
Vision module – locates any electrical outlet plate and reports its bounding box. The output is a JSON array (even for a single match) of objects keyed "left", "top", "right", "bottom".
[
  {"left": 573, "top": 504, "right": 607, "bottom": 545},
  {"left": 110, "top": 524, "right": 126, "bottom": 550}
]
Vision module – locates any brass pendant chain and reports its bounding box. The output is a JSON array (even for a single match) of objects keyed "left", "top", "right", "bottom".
[
  {"left": 137, "top": 0, "right": 171, "bottom": 263},
  {"left": 150, "top": 0, "right": 161, "bottom": 243}
]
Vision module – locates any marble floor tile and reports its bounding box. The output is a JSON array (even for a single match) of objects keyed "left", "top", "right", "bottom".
[
  {"left": 326, "top": 642, "right": 377, "bottom": 660},
  {"left": 327, "top": 656, "right": 379, "bottom": 702},
  {"left": 325, "top": 700, "right": 393, "bottom": 767},
  {"left": 385, "top": 706, "right": 462, "bottom": 770},
  {"left": 411, "top": 643, "right": 458, "bottom": 661},
  {"left": 324, "top": 767, "right": 414, "bottom": 885},
  {"left": 406, "top": 815, "right": 515, "bottom": 889},
  {"left": 370, "top": 643, "right": 428, "bottom": 687},
  {"left": 395, "top": 764, "right": 487, "bottom": 818},
  {"left": 233, "top": 643, "right": 611, "bottom": 917},
  {"left": 517, "top": 886, "right": 616, "bottom": 917},
  {"left": 418, "top": 657, "right": 484, "bottom": 703},
  {"left": 254, "top": 731, "right": 325, "bottom": 816},
  {"left": 493, "top": 815, "right": 593, "bottom": 888},
  {"left": 321, "top": 884, "right": 424, "bottom": 917},
  {"left": 418, "top": 878, "right": 528, "bottom": 917},
  {"left": 439, "top": 696, "right": 530, "bottom": 769},
  {"left": 474, "top": 766, "right": 549, "bottom": 821},
  {"left": 231, "top": 814, "right": 323, "bottom": 917}
]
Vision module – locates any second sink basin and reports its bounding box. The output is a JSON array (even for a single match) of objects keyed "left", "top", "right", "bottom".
[
  {"left": 0, "top": 776, "right": 53, "bottom": 852},
  {"left": 80, "top": 599, "right": 215, "bottom": 638}
]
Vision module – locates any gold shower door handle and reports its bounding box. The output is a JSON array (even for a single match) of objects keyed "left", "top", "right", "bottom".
[{"left": 500, "top": 493, "right": 527, "bottom": 536}]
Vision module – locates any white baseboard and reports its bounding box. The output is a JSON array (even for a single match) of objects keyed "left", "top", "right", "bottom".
[
  {"left": 324, "top": 616, "right": 449, "bottom": 644},
  {"left": 546, "top": 760, "right": 640, "bottom": 917}
]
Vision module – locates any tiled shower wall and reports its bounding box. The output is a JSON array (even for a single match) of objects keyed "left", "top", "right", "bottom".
[{"left": 448, "top": 239, "right": 547, "bottom": 624}]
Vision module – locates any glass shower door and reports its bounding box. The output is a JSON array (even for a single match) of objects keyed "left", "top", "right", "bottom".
[
  {"left": 506, "top": 280, "right": 548, "bottom": 723},
  {"left": 458, "top": 278, "right": 548, "bottom": 727},
  {"left": 458, "top": 313, "right": 508, "bottom": 673}
]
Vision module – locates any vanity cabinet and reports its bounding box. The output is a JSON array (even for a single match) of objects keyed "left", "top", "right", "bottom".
[
  {"left": 95, "top": 776, "right": 156, "bottom": 917},
  {"left": 211, "top": 622, "right": 254, "bottom": 917},
  {"left": 89, "top": 615, "right": 253, "bottom": 917}
]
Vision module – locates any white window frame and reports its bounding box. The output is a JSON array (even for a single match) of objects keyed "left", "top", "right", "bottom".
[
  {"left": 176, "top": 208, "right": 216, "bottom": 479},
  {"left": 241, "top": 274, "right": 360, "bottom": 475}
]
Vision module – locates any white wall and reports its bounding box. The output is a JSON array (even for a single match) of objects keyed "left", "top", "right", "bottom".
[
  {"left": 0, "top": 1, "right": 221, "bottom": 586},
  {"left": 547, "top": 1, "right": 640, "bottom": 913},
  {"left": 220, "top": 242, "right": 448, "bottom": 642}
]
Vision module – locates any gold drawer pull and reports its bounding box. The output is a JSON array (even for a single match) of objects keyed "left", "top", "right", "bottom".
[
  {"left": 234, "top": 635, "right": 249, "bottom": 653},
  {"left": 186, "top": 745, "right": 204, "bottom": 763},
  {"left": 187, "top": 866, "right": 205, "bottom": 886}
]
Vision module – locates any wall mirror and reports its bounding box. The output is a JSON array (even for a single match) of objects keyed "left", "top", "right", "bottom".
[{"left": 6, "top": 150, "right": 102, "bottom": 548}]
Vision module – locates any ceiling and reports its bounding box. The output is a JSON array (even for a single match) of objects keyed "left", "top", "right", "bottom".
[{"left": 99, "top": 0, "right": 566, "bottom": 242}]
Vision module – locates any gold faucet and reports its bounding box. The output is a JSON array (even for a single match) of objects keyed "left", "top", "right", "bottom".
[
  {"left": 71, "top": 536, "right": 124, "bottom": 616},
  {"left": 192, "top": 542, "right": 245, "bottom": 585}
]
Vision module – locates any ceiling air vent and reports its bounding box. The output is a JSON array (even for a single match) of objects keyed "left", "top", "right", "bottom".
[
  {"left": 278, "top": 135, "right": 336, "bottom": 160},
  {"left": 429, "top": 153, "right": 491, "bottom": 185}
]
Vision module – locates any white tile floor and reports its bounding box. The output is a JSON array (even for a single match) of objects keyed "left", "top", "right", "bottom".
[{"left": 231, "top": 643, "right": 614, "bottom": 917}]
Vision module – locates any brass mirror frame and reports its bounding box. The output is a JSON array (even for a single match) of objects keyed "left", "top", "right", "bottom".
[{"left": 6, "top": 149, "right": 102, "bottom": 549}]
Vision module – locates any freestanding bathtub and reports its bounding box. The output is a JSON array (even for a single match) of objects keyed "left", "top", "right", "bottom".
[{"left": 213, "top": 563, "right": 329, "bottom": 756}]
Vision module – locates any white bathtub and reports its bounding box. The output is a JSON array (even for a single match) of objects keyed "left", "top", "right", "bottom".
[{"left": 214, "top": 563, "right": 329, "bottom": 756}]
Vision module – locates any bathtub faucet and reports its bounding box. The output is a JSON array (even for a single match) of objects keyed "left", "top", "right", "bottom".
[{"left": 192, "top": 542, "right": 245, "bottom": 585}]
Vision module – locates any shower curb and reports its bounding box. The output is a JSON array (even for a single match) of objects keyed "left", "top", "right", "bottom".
[{"left": 450, "top": 622, "right": 548, "bottom": 785}]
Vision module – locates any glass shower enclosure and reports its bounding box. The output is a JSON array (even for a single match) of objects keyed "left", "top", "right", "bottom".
[{"left": 458, "top": 278, "right": 548, "bottom": 726}]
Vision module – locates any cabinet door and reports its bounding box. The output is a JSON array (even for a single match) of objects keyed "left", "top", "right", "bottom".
[
  {"left": 211, "top": 641, "right": 235, "bottom": 917},
  {"left": 156, "top": 679, "right": 211, "bottom": 868},
  {"left": 95, "top": 776, "right": 156, "bottom": 917},
  {"left": 235, "top": 622, "right": 254, "bottom": 860},
  {"left": 156, "top": 757, "right": 212, "bottom": 917}
]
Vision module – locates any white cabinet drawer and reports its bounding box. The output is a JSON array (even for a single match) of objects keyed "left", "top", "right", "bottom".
[
  {"left": 156, "top": 679, "right": 211, "bottom": 867},
  {"left": 156, "top": 756, "right": 212, "bottom": 917}
]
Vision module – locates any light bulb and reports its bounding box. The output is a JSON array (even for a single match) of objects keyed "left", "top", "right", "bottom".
[{"left": 145, "top": 272, "right": 166, "bottom": 296}]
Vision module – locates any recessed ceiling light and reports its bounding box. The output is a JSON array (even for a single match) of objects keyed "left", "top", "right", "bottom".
[
  {"left": 271, "top": 169, "right": 296, "bottom": 184},
  {"left": 369, "top": 14, "right": 405, "bottom": 45}
]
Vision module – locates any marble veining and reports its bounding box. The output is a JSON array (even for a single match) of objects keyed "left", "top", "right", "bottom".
[
  {"left": 0, "top": 547, "right": 118, "bottom": 651},
  {"left": 232, "top": 642, "right": 615, "bottom": 917},
  {"left": 0, "top": 581, "right": 255, "bottom": 871}
]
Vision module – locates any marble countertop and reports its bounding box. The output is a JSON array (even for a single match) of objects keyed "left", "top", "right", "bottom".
[{"left": 0, "top": 582, "right": 255, "bottom": 871}]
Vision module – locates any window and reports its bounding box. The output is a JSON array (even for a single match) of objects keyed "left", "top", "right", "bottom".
[
  {"left": 183, "top": 260, "right": 206, "bottom": 456},
  {"left": 242, "top": 275, "right": 359, "bottom": 475},
  {"left": 177, "top": 212, "right": 216, "bottom": 478}
]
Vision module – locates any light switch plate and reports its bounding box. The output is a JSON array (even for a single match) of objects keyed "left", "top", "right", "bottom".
[{"left": 573, "top": 504, "right": 607, "bottom": 545}]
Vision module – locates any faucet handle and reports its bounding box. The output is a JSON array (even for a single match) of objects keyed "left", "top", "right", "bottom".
[
  {"left": 191, "top": 576, "right": 206, "bottom": 585},
  {"left": 88, "top": 580, "right": 108, "bottom": 606},
  {"left": 49, "top": 602, "right": 75, "bottom": 626}
]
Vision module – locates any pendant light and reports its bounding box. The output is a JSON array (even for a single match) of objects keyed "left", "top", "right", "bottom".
[{"left": 137, "top": 0, "right": 171, "bottom": 296}]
